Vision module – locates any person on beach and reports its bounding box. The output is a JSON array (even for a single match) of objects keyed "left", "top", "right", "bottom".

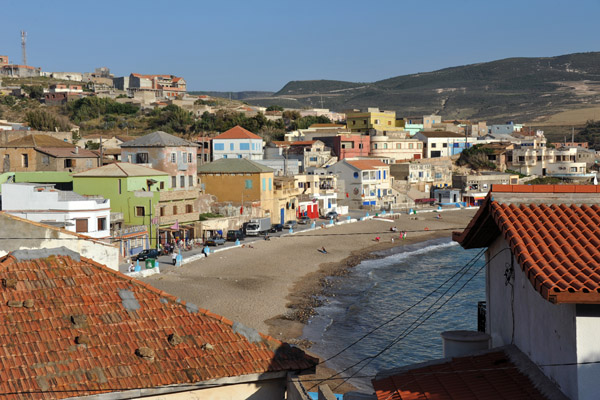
[
  {"left": 375, "top": 236, "right": 380, "bottom": 242},
  {"left": 172, "top": 251, "right": 177, "bottom": 265}
]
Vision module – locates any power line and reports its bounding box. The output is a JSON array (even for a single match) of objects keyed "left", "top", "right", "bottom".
[{"left": 309, "top": 247, "right": 511, "bottom": 391}]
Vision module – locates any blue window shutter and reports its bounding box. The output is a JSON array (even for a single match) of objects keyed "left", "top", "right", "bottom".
[
  {"left": 383, "top": 170, "right": 387, "bottom": 179},
  {"left": 378, "top": 170, "right": 381, "bottom": 179},
  {"left": 262, "top": 178, "right": 266, "bottom": 191},
  {"left": 268, "top": 178, "right": 272, "bottom": 191},
  {"left": 230, "top": 143, "right": 234, "bottom": 151}
]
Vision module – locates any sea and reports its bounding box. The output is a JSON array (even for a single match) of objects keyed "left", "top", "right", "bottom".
[{"left": 302, "top": 237, "right": 487, "bottom": 392}]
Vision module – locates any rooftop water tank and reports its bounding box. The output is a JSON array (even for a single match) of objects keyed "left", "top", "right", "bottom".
[{"left": 441, "top": 330, "right": 490, "bottom": 358}]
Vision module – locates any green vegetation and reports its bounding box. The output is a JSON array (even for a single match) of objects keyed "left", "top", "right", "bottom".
[
  {"left": 67, "top": 97, "right": 139, "bottom": 123},
  {"left": 504, "top": 169, "right": 527, "bottom": 178},
  {"left": 196, "top": 110, "right": 286, "bottom": 141},
  {"left": 527, "top": 177, "right": 563, "bottom": 185},
  {"left": 456, "top": 145, "right": 497, "bottom": 170},
  {"left": 266, "top": 105, "right": 283, "bottom": 111},
  {"left": 149, "top": 105, "right": 194, "bottom": 134},
  {"left": 198, "top": 212, "right": 224, "bottom": 221},
  {"left": 25, "top": 109, "right": 71, "bottom": 131},
  {"left": 21, "top": 85, "right": 44, "bottom": 100},
  {"left": 575, "top": 120, "right": 600, "bottom": 150}
]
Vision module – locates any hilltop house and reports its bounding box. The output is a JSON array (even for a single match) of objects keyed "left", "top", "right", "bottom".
[
  {"left": 0, "top": 247, "right": 317, "bottom": 399},
  {"left": 0, "top": 134, "right": 100, "bottom": 173},
  {"left": 212, "top": 125, "right": 264, "bottom": 161}
]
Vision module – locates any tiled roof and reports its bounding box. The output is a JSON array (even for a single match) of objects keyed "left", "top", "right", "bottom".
[
  {"left": 73, "top": 162, "right": 168, "bottom": 177},
  {"left": 3, "top": 134, "right": 75, "bottom": 148},
  {"left": 346, "top": 159, "right": 388, "bottom": 170},
  {"left": 120, "top": 131, "right": 198, "bottom": 148},
  {"left": 372, "top": 346, "right": 557, "bottom": 400},
  {"left": 197, "top": 158, "right": 274, "bottom": 174},
  {"left": 309, "top": 124, "right": 345, "bottom": 128},
  {"left": 214, "top": 125, "right": 262, "bottom": 140},
  {"left": 454, "top": 185, "right": 600, "bottom": 304},
  {"left": 0, "top": 248, "right": 317, "bottom": 399},
  {"left": 36, "top": 147, "right": 99, "bottom": 158}
]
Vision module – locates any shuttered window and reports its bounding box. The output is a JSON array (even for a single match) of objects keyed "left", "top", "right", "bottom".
[{"left": 75, "top": 219, "right": 88, "bottom": 233}]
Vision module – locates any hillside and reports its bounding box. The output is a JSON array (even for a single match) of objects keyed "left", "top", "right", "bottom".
[{"left": 241, "top": 52, "right": 600, "bottom": 123}]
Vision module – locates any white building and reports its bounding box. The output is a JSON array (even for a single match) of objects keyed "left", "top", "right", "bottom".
[
  {"left": 369, "top": 131, "right": 423, "bottom": 162},
  {"left": 454, "top": 186, "right": 600, "bottom": 400},
  {"left": 414, "top": 131, "right": 476, "bottom": 158},
  {"left": 329, "top": 159, "right": 393, "bottom": 208},
  {"left": 1, "top": 183, "right": 110, "bottom": 239},
  {"left": 212, "top": 125, "right": 264, "bottom": 161},
  {"left": 509, "top": 146, "right": 592, "bottom": 178}
]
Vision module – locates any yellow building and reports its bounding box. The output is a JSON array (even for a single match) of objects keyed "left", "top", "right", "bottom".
[
  {"left": 197, "top": 158, "right": 275, "bottom": 219},
  {"left": 346, "top": 107, "right": 405, "bottom": 133}
]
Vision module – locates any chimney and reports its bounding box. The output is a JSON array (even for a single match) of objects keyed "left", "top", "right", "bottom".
[{"left": 74, "top": 146, "right": 79, "bottom": 154}]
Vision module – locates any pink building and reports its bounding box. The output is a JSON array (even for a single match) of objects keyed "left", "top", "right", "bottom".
[{"left": 333, "top": 133, "right": 370, "bottom": 160}]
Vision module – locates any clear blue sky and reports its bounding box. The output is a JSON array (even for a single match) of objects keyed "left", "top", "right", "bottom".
[{"left": 2, "top": 0, "right": 599, "bottom": 92}]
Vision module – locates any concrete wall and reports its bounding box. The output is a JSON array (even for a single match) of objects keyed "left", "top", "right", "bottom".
[
  {"left": 0, "top": 213, "right": 119, "bottom": 270},
  {"left": 575, "top": 306, "right": 600, "bottom": 400},
  {"left": 487, "top": 238, "right": 577, "bottom": 399}
]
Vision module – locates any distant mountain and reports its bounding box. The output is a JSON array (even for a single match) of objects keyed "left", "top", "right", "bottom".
[
  {"left": 241, "top": 52, "right": 600, "bottom": 123},
  {"left": 188, "top": 91, "right": 274, "bottom": 101}
]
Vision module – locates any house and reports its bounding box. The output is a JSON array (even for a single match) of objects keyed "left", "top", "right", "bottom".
[
  {"left": 329, "top": 159, "right": 393, "bottom": 208},
  {"left": 369, "top": 131, "right": 423, "bottom": 162},
  {"left": 83, "top": 134, "right": 136, "bottom": 150},
  {"left": 0, "top": 246, "right": 317, "bottom": 399},
  {"left": 452, "top": 171, "right": 519, "bottom": 206},
  {"left": 0, "top": 134, "right": 99, "bottom": 173},
  {"left": 197, "top": 158, "right": 276, "bottom": 220},
  {"left": 345, "top": 108, "right": 405, "bottom": 134},
  {"left": 488, "top": 121, "right": 523, "bottom": 134},
  {"left": 413, "top": 131, "right": 475, "bottom": 158},
  {"left": 128, "top": 73, "right": 187, "bottom": 98},
  {"left": 120, "top": 131, "right": 199, "bottom": 191},
  {"left": 0, "top": 64, "right": 42, "bottom": 78},
  {"left": 1, "top": 182, "right": 110, "bottom": 240},
  {"left": 212, "top": 125, "right": 264, "bottom": 161},
  {"left": 0, "top": 212, "right": 119, "bottom": 270},
  {"left": 330, "top": 133, "right": 370, "bottom": 160},
  {"left": 267, "top": 140, "right": 337, "bottom": 171},
  {"left": 389, "top": 159, "right": 453, "bottom": 193},
  {"left": 73, "top": 162, "right": 199, "bottom": 252},
  {"left": 450, "top": 185, "right": 600, "bottom": 399},
  {"left": 295, "top": 173, "right": 342, "bottom": 218},
  {"left": 509, "top": 145, "right": 593, "bottom": 178}
]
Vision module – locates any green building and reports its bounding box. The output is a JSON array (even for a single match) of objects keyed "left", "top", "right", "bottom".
[{"left": 73, "top": 162, "right": 169, "bottom": 253}]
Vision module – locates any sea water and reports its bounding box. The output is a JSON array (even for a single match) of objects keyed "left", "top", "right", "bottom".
[{"left": 302, "top": 237, "right": 486, "bottom": 392}]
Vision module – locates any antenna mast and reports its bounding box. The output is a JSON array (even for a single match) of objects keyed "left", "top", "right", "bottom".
[{"left": 21, "top": 30, "right": 27, "bottom": 65}]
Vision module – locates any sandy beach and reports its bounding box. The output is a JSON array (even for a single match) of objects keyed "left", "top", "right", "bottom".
[{"left": 141, "top": 208, "right": 477, "bottom": 391}]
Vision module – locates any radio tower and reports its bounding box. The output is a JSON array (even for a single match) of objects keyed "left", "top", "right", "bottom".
[{"left": 21, "top": 30, "right": 27, "bottom": 65}]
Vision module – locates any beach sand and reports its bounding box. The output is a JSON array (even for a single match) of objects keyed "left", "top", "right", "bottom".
[{"left": 141, "top": 208, "right": 477, "bottom": 392}]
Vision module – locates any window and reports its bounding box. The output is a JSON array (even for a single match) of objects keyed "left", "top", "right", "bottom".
[
  {"left": 22, "top": 154, "right": 28, "bottom": 167},
  {"left": 186, "top": 204, "right": 193, "bottom": 213},
  {"left": 245, "top": 179, "right": 253, "bottom": 189},
  {"left": 375, "top": 119, "right": 380, "bottom": 124},
  {"left": 160, "top": 207, "right": 165, "bottom": 217},
  {"left": 383, "top": 143, "right": 388, "bottom": 149},
  {"left": 352, "top": 120, "right": 356, "bottom": 125},
  {"left": 64, "top": 159, "right": 74, "bottom": 168},
  {"left": 418, "top": 143, "right": 422, "bottom": 149},
  {"left": 3, "top": 155, "right": 9, "bottom": 169},
  {"left": 262, "top": 178, "right": 266, "bottom": 191},
  {"left": 173, "top": 205, "right": 178, "bottom": 215},
  {"left": 214, "top": 143, "right": 224, "bottom": 151},
  {"left": 86, "top": 160, "right": 93, "bottom": 168},
  {"left": 268, "top": 178, "right": 272, "bottom": 191},
  {"left": 171, "top": 153, "right": 176, "bottom": 163},
  {"left": 75, "top": 219, "right": 88, "bottom": 233},
  {"left": 160, "top": 181, "right": 165, "bottom": 189},
  {"left": 240, "top": 143, "right": 250, "bottom": 150},
  {"left": 373, "top": 144, "right": 378, "bottom": 149},
  {"left": 118, "top": 179, "right": 122, "bottom": 194},
  {"left": 97, "top": 217, "right": 107, "bottom": 231},
  {"left": 443, "top": 143, "right": 448, "bottom": 148},
  {"left": 230, "top": 143, "right": 234, "bottom": 151},
  {"left": 182, "top": 152, "right": 187, "bottom": 163},
  {"left": 171, "top": 176, "right": 176, "bottom": 188},
  {"left": 309, "top": 157, "right": 318, "bottom": 162},
  {"left": 353, "top": 172, "right": 359, "bottom": 179},
  {"left": 188, "top": 153, "right": 192, "bottom": 163},
  {"left": 571, "top": 167, "right": 577, "bottom": 172},
  {"left": 135, "top": 207, "right": 145, "bottom": 217},
  {"left": 358, "top": 143, "right": 363, "bottom": 149},
  {"left": 42, "top": 155, "right": 50, "bottom": 165},
  {"left": 431, "top": 143, "right": 437, "bottom": 148},
  {"left": 136, "top": 153, "right": 149, "bottom": 163},
  {"left": 396, "top": 143, "right": 401, "bottom": 149},
  {"left": 180, "top": 175, "right": 185, "bottom": 188},
  {"left": 189, "top": 176, "right": 193, "bottom": 187}
]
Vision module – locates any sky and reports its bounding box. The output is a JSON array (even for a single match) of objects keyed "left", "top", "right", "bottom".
[{"left": 1, "top": 0, "right": 599, "bottom": 92}]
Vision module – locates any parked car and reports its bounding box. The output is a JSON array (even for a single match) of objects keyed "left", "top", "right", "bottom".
[
  {"left": 283, "top": 220, "right": 297, "bottom": 229},
  {"left": 269, "top": 223, "right": 283, "bottom": 232},
  {"left": 298, "top": 216, "right": 312, "bottom": 224},
  {"left": 324, "top": 211, "right": 339, "bottom": 219},
  {"left": 132, "top": 249, "right": 160, "bottom": 261},
  {"left": 205, "top": 236, "right": 226, "bottom": 246},
  {"left": 226, "top": 230, "right": 245, "bottom": 242}
]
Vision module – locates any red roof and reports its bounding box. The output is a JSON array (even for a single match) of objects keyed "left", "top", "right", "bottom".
[
  {"left": 346, "top": 159, "right": 388, "bottom": 170},
  {"left": 454, "top": 184, "right": 600, "bottom": 304},
  {"left": 214, "top": 125, "right": 261, "bottom": 140},
  {"left": 372, "top": 347, "right": 550, "bottom": 400},
  {"left": 0, "top": 250, "right": 317, "bottom": 399}
]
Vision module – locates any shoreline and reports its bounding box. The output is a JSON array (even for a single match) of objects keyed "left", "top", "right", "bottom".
[{"left": 140, "top": 209, "right": 477, "bottom": 393}]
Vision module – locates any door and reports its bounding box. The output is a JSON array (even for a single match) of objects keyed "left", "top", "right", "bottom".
[{"left": 280, "top": 208, "right": 284, "bottom": 224}]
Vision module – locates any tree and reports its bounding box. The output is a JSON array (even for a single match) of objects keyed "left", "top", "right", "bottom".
[
  {"left": 266, "top": 105, "right": 283, "bottom": 112},
  {"left": 25, "top": 109, "right": 71, "bottom": 132},
  {"left": 21, "top": 85, "right": 44, "bottom": 100}
]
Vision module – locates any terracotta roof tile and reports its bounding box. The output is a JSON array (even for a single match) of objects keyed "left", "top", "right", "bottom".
[
  {"left": 372, "top": 348, "right": 550, "bottom": 400},
  {"left": 214, "top": 125, "right": 261, "bottom": 140},
  {"left": 0, "top": 250, "right": 317, "bottom": 398},
  {"left": 454, "top": 185, "right": 600, "bottom": 304},
  {"left": 346, "top": 159, "right": 388, "bottom": 170}
]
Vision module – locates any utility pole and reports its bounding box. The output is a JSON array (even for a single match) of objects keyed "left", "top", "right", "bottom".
[{"left": 21, "top": 31, "right": 27, "bottom": 66}]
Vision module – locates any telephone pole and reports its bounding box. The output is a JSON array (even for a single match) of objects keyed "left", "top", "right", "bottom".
[{"left": 21, "top": 31, "right": 27, "bottom": 65}]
